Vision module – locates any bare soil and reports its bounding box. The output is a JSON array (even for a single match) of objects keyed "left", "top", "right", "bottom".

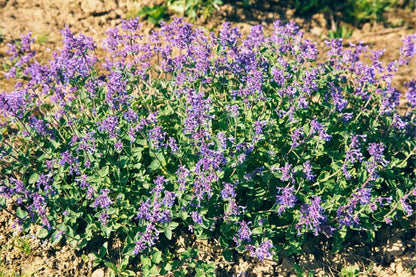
[{"left": 0, "top": 0, "right": 415, "bottom": 276}]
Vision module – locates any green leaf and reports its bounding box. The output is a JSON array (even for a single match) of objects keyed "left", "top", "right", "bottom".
[
  {"left": 100, "top": 224, "right": 112, "bottom": 238},
  {"left": 122, "top": 243, "right": 136, "bottom": 256},
  {"left": 152, "top": 250, "right": 162, "bottom": 264},
  {"left": 144, "top": 264, "right": 159, "bottom": 276},
  {"left": 164, "top": 226, "right": 172, "bottom": 240},
  {"left": 252, "top": 227, "right": 263, "bottom": 235},
  {"left": 105, "top": 261, "right": 118, "bottom": 272},
  {"left": 219, "top": 236, "right": 229, "bottom": 248},
  {"left": 169, "top": 221, "right": 179, "bottom": 230},
  {"left": 131, "top": 147, "right": 143, "bottom": 160},
  {"left": 293, "top": 263, "right": 304, "bottom": 277},
  {"left": 141, "top": 256, "right": 151, "bottom": 267},
  {"left": 168, "top": 1, "right": 185, "bottom": 14},
  {"left": 98, "top": 166, "right": 109, "bottom": 177},
  {"left": 223, "top": 249, "right": 234, "bottom": 262},
  {"left": 16, "top": 207, "right": 28, "bottom": 219},
  {"left": 0, "top": 197, "right": 6, "bottom": 207},
  {"left": 148, "top": 159, "right": 160, "bottom": 172},
  {"left": 99, "top": 241, "right": 108, "bottom": 258},
  {"left": 28, "top": 173, "right": 39, "bottom": 184},
  {"left": 75, "top": 238, "right": 88, "bottom": 250},
  {"left": 37, "top": 228, "right": 49, "bottom": 239}
]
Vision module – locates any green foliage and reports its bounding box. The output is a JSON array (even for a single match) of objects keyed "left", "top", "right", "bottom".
[
  {"left": 295, "top": 0, "right": 332, "bottom": 15},
  {"left": 328, "top": 25, "right": 353, "bottom": 39},
  {"left": 340, "top": 265, "right": 360, "bottom": 277},
  {"left": 295, "top": 0, "right": 402, "bottom": 26},
  {"left": 136, "top": 5, "right": 168, "bottom": 25},
  {"left": 346, "top": 0, "right": 399, "bottom": 25},
  {"left": 0, "top": 17, "right": 415, "bottom": 275},
  {"left": 138, "top": 0, "right": 223, "bottom": 25}
]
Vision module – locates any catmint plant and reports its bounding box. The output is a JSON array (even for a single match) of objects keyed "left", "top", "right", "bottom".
[{"left": 0, "top": 17, "right": 415, "bottom": 275}]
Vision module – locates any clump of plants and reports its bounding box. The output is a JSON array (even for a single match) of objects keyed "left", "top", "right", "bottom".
[
  {"left": 294, "top": 0, "right": 399, "bottom": 25},
  {"left": 0, "top": 18, "right": 415, "bottom": 275},
  {"left": 136, "top": 0, "right": 222, "bottom": 24}
]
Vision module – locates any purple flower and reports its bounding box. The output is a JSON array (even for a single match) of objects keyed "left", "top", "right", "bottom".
[
  {"left": 1, "top": 89, "right": 30, "bottom": 118},
  {"left": 330, "top": 84, "right": 348, "bottom": 112},
  {"left": 219, "top": 22, "right": 241, "bottom": 48},
  {"left": 275, "top": 186, "right": 297, "bottom": 215},
  {"left": 236, "top": 221, "right": 252, "bottom": 243},
  {"left": 303, "top": 161, "right": 316, "bottom": 181},
  {"left": 368, "top": 142, "right": 388, "bottom": 167},
  {"left": 36, "top": 173, "right": 55, "bottom": 195},
  {"left": 296, "top": 196, "right": 327, "bottom": 236},
  {"left": 404, "top": 80, "right": 416, "bottom": 107},
  {"left": 310, "top": 119, "right": 331, "bottom": 141},
  {"left": 177, "top": 166, "right": 189, "bottom": 192},
  {"left": 291, "top": 127, "right": 304, "bottom": 149},
  {"left": 399, "top": 34, "right": 416, "bottom": 65},
  {"left": 342, "top": 113, "right": 353, "bottom": 122},
  {"left": 274, "top": 163, "right": 295, "bottom": 183},
  {"left": 162, "top": 191, "right": 177, "bottom": 208},
  {"left": 136, "top": 199, "right": 151, "bottom": 221},
  {"left": 59, "top": 151, "right": 74, "bottom": 167},
  {"left": 28, "top": 192, "right": 46, "bottom": 216},
  {"left": 133, "top": 224, "right": 159, "bottom": 255},
  {"left": 148, "top": 126, "right": 166, "bottom": 150},
  {"left": 99, "top": 212, "right": 110, "bottom": 226},
  {"left": 93, "top": 189, "right": 113, "bottom": 209},
  {"left": 326, "top": 38, "right": 343, "bottom": 61},
  {"left": 4, "top": 67, "right": 16, "bottom": 79},
  {"left": 29, "top": 116, "right": 52, "bottom": 137},
  {"left": 124, "top": 108, "right": 138, "bottom": 122},
  {"left": 234, "top": 221, "right": 251, "bottom": 246},
  {"left": 342, "top": 164, "right": 352, "bottom": 179},
  {"left": 217, "top": 132, "right": 227, "bottom": 150},
  {"left": 75, "top": 174, "right": 89, "bottom": 189},
  {"left": 121, "top": 17, "right": 141, "bottom": 32},
  {"left": 221, "top": 182, "right": 236, "bottom": 200},
  {"left": 248, "top": 239, "right": 274, "bottom": 261},
  {"left": 272, "top": 67, "right": 288, "bottom": 87},
  {"left": 376, "top": 196, "right": 393, "bottom": 207},
  {"left": 167, "top": 137, "right": 178, "bottom": 153},
  {"left": 226, "top": 104, "right": 240, "bottom": 117},
  {"left": 391, "top": 113, "right": 408, "bottom": 130},
  {"left": 344, "top": 135, "right": 366, "bottom": 169},
  {"left": 191, "top": 211, "right": 203, "bottom": 224},
  {"left": 353, "top": 188, "right": 371, "bottom": 205},
  {"left": 77, "top": 131, "right": 97, "bottom": 154},
  {"left": 400, "top": 195, "right": 413, "bottom": 215},
  {"left": 244, "top": 24, "right": 265, "bottom": 49},
  {"left": 55, "top": 230, "right": 66, "bottom": 240},
  {"left": 114, "top": 140, "right": 123, "bottom": 151},
  {"left": 151, "top": 175, "right": 168, "bottom": 197},
  {"left": 97, "top": 116, "right": 119, "bottom": 138},
  {"left": 86, "top": 186, "right": 95, "bottom": 200}
]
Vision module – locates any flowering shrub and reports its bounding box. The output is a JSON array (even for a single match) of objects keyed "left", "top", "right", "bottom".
[{"left": 0, "top": 18, "right": 415, "bottom": 275}]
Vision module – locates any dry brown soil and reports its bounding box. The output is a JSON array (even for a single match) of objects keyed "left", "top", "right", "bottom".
[{"left": 0, "top": 0, "right": 415, "bottom": 276}]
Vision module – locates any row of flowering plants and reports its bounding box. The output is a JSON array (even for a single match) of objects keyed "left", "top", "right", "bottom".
[{"left": 1, "top": 17, "right": 415, "bottom": 275}]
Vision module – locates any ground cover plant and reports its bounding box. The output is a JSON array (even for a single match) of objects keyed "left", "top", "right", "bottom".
[{"left": 0, "top": 17, "right": 415, "bottom": 276}]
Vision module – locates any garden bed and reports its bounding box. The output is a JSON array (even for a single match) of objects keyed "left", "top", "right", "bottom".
[{"left": 0, "top": 1, "right": 415, "bottom": 276}]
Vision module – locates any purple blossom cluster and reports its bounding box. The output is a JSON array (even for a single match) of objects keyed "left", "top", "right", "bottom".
[
  {"left": 245, "top": 239, "right": 274, "bottom": 261},
  {"left": 275, "top": 186, "right": 297, "bottom": 216},
  {"left": 0, "top": 17, "right": 415, "bottom": 270},
  {"left": 296, "top": 196, "right": 328, "bottom": 236}
]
